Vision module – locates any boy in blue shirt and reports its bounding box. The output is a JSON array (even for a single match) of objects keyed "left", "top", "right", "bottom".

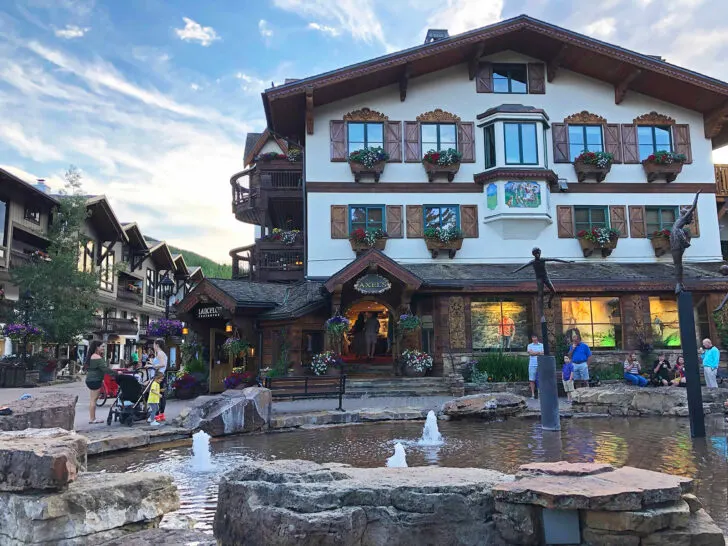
[{"left": 562, "top": 355, "right": 575, "bottom": 403}]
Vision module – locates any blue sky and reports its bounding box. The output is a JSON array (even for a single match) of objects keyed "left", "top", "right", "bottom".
[{"left": 1, "top": 0, "right": 727, "bottom": 262}]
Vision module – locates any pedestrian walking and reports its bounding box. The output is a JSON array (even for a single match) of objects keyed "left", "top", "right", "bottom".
[
  {"left": 700, "top": 339, "right": 720, "bottom": 388},
  {"left": 152, "top": 338, "right": 169, "bottom": 421},
  {"left": 84, "top": 340, "right": 111, "bottom": 424}
]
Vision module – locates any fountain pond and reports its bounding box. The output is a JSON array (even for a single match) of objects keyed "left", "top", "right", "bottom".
[{"left": 88, "top": 414, "right": 728, "bottom": 534}]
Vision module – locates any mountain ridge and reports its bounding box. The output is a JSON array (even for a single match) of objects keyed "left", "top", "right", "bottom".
[{"left": 144, "top": 236, "right": 232, "bottom": 279}]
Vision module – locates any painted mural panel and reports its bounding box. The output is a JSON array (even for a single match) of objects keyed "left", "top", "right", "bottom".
[
  {"left": 561, "top": 297, "right": 622, "bottom": 349},
  {"left": 505, "top": 181, "right": 541, "bottom": 208},
  {"left": 486, "top": 183, "right": 498, "bottom": 210}
]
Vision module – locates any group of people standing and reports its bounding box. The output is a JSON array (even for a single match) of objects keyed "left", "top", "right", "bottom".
[
  {"left": 350, "top": 312, "right": 384, "bottom": 360},
  {"left": 526, "top": 333, "right": 591, "bottom": 402}
]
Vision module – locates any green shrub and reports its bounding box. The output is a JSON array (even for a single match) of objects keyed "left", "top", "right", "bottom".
[
  {"left": 596, "top": 363, "right": 625, "bottom": 380},
  {"left": 475, "top": 352, "right": 530, "bottom": 382}
]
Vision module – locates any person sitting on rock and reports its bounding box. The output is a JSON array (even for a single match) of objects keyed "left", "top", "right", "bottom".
[
  {"left": 672, "top": 354, "right": 687, "bottom": 387},
  {"left": 623, "top": 352, "right": 648, "bottom": 387},
  {"left": 652, "top": 353, "right": 672, "bottom": 387}
]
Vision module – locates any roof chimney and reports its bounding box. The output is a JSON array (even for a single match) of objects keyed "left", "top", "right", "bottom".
[
  {"left": 35, "top": 179, "right": 50, "bottom": 194},
  {"left": 424, "top": 29, "right": 449, "bottom": 44}
]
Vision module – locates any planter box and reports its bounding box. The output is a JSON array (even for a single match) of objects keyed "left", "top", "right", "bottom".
[
  {"left": 650, "top": 236, "right": 671, "bottom": 257},
  {"left": 349, "top": 238, "right": 387, "bottom": 255},
  {"left": 349, "top": 161, "right": 385, "bottom": 183},
  {"left": 573, "top": 160, "right": 611, "bottom": 183},
  {"left": 404, "top": 367, "right": 427, "bottom": 377},
  {"left": 425, "top": 238, "right": 463, "bottom": 259},
  {"left": 642, "top": 161, "right": 684, "bottom": 183},
  {"left": 578, "top": 237, "right": 618, "bottom": 258},
  {"left": 423, "top": 162, "right": 460, "bottom": 182}
]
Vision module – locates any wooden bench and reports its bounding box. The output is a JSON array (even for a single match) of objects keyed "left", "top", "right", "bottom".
[{"left": 263, "top": 375, "right": 347, "bottom": 411}]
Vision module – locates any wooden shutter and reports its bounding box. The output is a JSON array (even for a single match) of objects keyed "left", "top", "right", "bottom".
[
  {"left": 604, "top": 124, "right": 622, "bottom": 164},
  {"left": 527, "top": 63, "right": 546, "bottom": 94},
  {"left": 330, "top": 120, "right": 347, "bottom": 162},
  {"left": 458, "top": 122, "right": 475, "bottom": 163},
  {"left": 404, "top": 121, "right": 421, "bottom": 162},
  {"left": 681, "top": 203, "right": 700, "bottom": 237},
  {"left": 621, "top": 124, "right": 640, "bottom": 164},
  {"left": 673, "top": 124, "right": 692, "bottom": 164},
  {"left": 330, "top": 205, "right": 348, "bottom": 238},
  {"left": 556, "top": 206, "right": 574, "bottom": 238},
  {"left": 386, "top": 205, "right": 403, "bottom": 238},
  {"left": 552, "top": 123, "right": 569, "bottom": 163},
  {"left": 460, "top": 205, "right": 479, "bottom": 238},
  {"left": 609, "top": 205, "right": 627, "bottom": 237},
  {"left": 384, "top": 121, "right": 402, "bottom": 162},
  {"left": 476, "top": 62, "right": 493, "bottom": 93},
  {"left": 406, "top": 205, "right": 423, "bottom": 237},
  {"left": 628, "top": 206, "right": 646, "bottom": 238}
]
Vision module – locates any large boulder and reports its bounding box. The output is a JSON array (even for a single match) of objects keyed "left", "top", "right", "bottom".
[
  {"left": 0, "top": 472, "right": 179, "bottom": 545},
  {"left": 100, "top": 528, "right": 215, "bottom": 546},
  {"left": 0, "top": 428, "right": 87, "bottom": 492},
  {"left": 571, "top": 385, "right": 728, "bottom": 416},
  {"left": 442, "top": 392, "right": 526, "bottom": 419},
  {"left": 0, "top": 392, "right": 77, "bottom": 431},
  {"left": 175, "top": 387, "right": 271, "bottom": 436},
  {"left": 214, "top": 459, "right": 511, "bottom": 546}
]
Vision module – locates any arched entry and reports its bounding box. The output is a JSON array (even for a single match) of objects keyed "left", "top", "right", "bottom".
[{"left": 341, "top": 298, "right": 396, "bottom": 371}]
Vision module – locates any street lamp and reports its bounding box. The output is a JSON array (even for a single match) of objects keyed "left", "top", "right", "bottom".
[
  {"left": 160, "top": 274, "right": 175, "bottom": 319},
  {"left": 20, "top": 290, "right": 34, "bottom": 367}
]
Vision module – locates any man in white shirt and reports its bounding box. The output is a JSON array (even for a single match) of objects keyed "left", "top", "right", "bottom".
[{"left": 527, "top": 334, "right": 544, "bottom": 399}]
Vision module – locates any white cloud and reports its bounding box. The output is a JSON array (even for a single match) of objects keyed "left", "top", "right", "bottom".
[
  {"left": 258, "top": 19, "right": 273, "bottom": 38},
  {"left": 0, "top": 121, "right": 64, "bottom": 162},
  {"left": 424, "top": 0, "right": 503, "bottom": 36},
  {"left": 584, "top": 17, "right": 617, "bottom": 39},
  {"left": 307, "top": 22, "right": 340, "bottom": 37},
  {"left": 190, "top": 83, "right": 200, "bottom": 91},
  {"left": 236, "top": 72, "right": 267, "bottom": 93},
  {"left": 54, "top": 24, "right": 90, "bottom": 39},
  {"left": 174, "top": 17, "right": 220, "bottom": 47}
]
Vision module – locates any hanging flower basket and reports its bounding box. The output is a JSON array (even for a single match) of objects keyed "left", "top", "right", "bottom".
[
  {"left": 308, "top": 351, "right": 342, "bottom": 376},
  {"left": 2, "top": 323, "right": 44, "bottom": 341},
  {"left": 222, "top": 338, "right": 251, "bottom": 358},
  {"left": 642, "top": 151, "right": 686, "bottom": 182},
  {"left": 397, "top": 314, "right": 421, "bottom": 332},
  {"left": 400, "top": 349, "right": 433, "bottom": 377},
  {"left": 577, "top": 228, "right": 620, "bottom": 258},
  {"left": 147, "top": 319, "right": 183, "bottom": 338},
  {"left": 650, "top": 229, "right": 672, "bottom": 257},
  {"left": 422, "top": 149, "right": 462, "bottom": 182},
  {"left": 348, "top": 147, "right": 389, "bottom": 183},
  {"left": 573, "top": 151, "right": 614, "bottom": 183},
  {"left": 349, "top": 228, "right": 388, "bottom": 254}
]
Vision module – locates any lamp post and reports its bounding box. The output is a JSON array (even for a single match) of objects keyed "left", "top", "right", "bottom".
[
  {"left": 160, "top": 274, "right": 175, "bottom": 320},
  {"left": 20, "top": 290, "right": 34, "bottom": 368}
]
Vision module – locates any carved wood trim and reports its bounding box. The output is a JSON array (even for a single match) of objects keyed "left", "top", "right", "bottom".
[
  {"left": 343, "top": 107, "right": 389, "bottom": 121},
  {"left": 634, "top": 111, "right": 676, "bottom": 125},
  {"left": 564, "top": 111, "right": 606, "bottom": 124},
  {"left": 305, "top": 87, "right": 314, "bottom": 135},
  {"left": 416, "top": 109, "right": 461, "bottom": 122}
]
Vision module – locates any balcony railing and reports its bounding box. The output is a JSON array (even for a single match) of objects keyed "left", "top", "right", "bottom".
[
  {"left": 92, "top": 317, "right": 139, "bottom": 336},
  {"left": 231, "top": 167, "right": 303, "bottom": 226},
  {"left": 716, "top": 165, "right": 728, "bottom": 198},
  {"left": 230, "top": 240, "right": 304, "bottom": 283},
  {"left": 117, "top": 284, "right": 143, "bottom": 305}
]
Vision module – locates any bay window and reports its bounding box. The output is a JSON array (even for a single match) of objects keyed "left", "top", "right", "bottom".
[{"left": 504, "top": 123, "right": 538, "bottom": 165}]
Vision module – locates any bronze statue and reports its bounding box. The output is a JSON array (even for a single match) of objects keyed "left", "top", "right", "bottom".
[
  {"left": 713, "top": 265, "right": 728, "bottom": 313},
  {"left": 513, "top": 248, "right": 573, "bottom": 312},
  {"left": 671, "top": 191, "right": 701, "bottom": 294}
]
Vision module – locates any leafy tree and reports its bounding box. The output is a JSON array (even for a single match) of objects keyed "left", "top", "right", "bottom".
[{"left": 10, "top": 167, "right": 99, "bottom": 345}]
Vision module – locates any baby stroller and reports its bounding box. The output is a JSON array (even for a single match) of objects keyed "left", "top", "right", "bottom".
[{"left": 106, "top": 373, "right": 152, "bottom": 427}]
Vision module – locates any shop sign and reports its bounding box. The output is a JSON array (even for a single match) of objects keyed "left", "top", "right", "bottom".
[
  {"left": 197, "top": 305, "right": 223, "bottom": 319},
  {"left": 354, "top": 274, "right": 391, "bottom": 295}
]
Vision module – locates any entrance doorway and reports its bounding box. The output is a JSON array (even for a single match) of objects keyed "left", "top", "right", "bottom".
[{"left": 342, "top": 300, "right": 393, "bottom": 375}]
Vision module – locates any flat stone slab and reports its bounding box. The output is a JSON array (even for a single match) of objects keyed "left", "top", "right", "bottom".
[
  {"left": 0, "top": 428, "right": 87, "bottom": 492},
  {"left": 584, "top": 499, "right": 691, "bottom": 535},
  {"left": 83, "top": 427, "right": 191, "bottom": 456},
  {"left": 572, "top": 385, "right": 728, "bottom": 416},
  {"left": 269, "top": 407, "right": 428, "bottom": 429},
  {"left": 517, "top": 461, "right": 614, "bottom": 478},
  {"left": 0, "top": 472, "right": 179, "bottom": 545},
  {"left": 493, "top": 464, "right": 692, "bottom": 511},
  {"left": 99, "top": 528, "right": 215, "bottom": 546},
  {"left": 442, "top": 392, "right": 527, "bottom": 419},
  {"left": 174, "top": 387, "right": 270, "bottom": 436},
  {"left": 0, "top": 393, "right": 77, "bottom": 431},
  {"left": 641, "top": 509, "right": 726, "bottom": 546}
]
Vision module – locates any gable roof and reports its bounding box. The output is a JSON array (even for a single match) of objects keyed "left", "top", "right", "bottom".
[
  {"left": 85, "top": 195, "right": 128, "bottom": 242},
  {"left": 122, "top": 222, "right": 148, "bottom": 250},
  {"left": 242, "top": 129, "right": 291, "bottom": 166},
  {"left": 0, "top": 168, "right": 59, "bottom": 206},
  {"left": 263, "top": 14, "right": 728, "bottom": 147},
  {"left": 324, "top": 249, "right": 422, "bottom": 293},
  {"left": 148, "top": 241, "right": 175, "bottom": 270}
]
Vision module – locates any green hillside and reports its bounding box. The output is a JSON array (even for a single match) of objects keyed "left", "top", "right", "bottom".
[{"left": 145, "top": 237, "right": 232, "bottom": 279}]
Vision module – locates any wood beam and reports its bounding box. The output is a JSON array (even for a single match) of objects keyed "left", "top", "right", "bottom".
[
  {"left": 547, "top": 44, "right": 568, "bottom": 83},
  {"left": 305, "top": 87, "right": 314, "bottom": 135},
  {"left": 468, "top": 42, "right": 487, "bottom": 80},
  {"left": 704, "top": 99, "right": 728, "bottom": 139},
  {"left": 614, "top": 69, "right": 642, "bottom": 105},
  {"left": 399, "top": 64, "right": 410, "bottom": 102},
  {"left": 718, "top": 201, "right": 728, "bottom": 219}
]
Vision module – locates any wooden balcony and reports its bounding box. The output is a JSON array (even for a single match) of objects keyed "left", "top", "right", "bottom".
[
  {"left": 231, "top": 167, "right": 303, "bottom": 227},
  {"left": 117, "top": 284, "right": 143, "bottom": 305},
  {"left": 230, "top": 239, "right": 305, "bottom": 283},
  {"left": 716, "top": 164, "right": 728, "bottom": 200},
  {"left": 92, "top": 316, "right": 139, "bottom": 336}
]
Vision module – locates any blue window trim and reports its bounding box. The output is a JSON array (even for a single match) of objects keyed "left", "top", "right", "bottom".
[
  {"left": 423, "top": 205, "right": 461, "bottom": 230},
  {"left": 348, "top": 204, "right": 386, "bottom": 232},
  {"left": 347, "top": 121, "right": 384, "bottom": 150},
  {"left": 492, "top": 63, "right": 528, "bottom": 94},
  {"left": 638, "top": 125, "right": 673, "bottom": 158},
  {"left": 420, "top": 122, "right": 458, "bottom": 156},
  {"left": 504, "top": 122, "right": 539, "bottom": 165},
  {"left": 645, "top": 206, "right": 679, "bottom": 236},
  {"left": 573, "top": 206, "right": 609, "bottom": 235}
]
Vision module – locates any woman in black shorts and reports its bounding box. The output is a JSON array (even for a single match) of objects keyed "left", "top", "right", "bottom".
[{"left": 85, "top": 340, "right": 111, "bottom": 424}]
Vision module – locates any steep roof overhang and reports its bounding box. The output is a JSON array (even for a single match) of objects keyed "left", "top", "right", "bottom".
[
  {"left": 324, "top": 249, "right": 422, "bottom": 293},
  {"left": 122, "top": 223, "right": 148, "bottom": 250},
  {"left": 243, "top": 129, "right": 290, "bottom": 167},
  {"left": 86, "top": 196, "right": 128, "bottom": 242},
  {"left": 188, "top": 266, "right": 204, "bottom": 283},
  {"left": 0, "top": 168, "right": 59, "bottom": 207},
  {"left": 148, "top": 242, "right": 176, "bottom": 271},
  {"left": 176, "top": 278, "right": 239, "bottom": 316},
  {"left": 173, "top": 254, "right": 190, "bottom": 278},
  {"left": 263, "top": 15, "right": 728, "bottom": 148}
]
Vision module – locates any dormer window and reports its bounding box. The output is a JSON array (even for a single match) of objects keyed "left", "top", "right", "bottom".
[
  {"left": 421, "top": 123, "right": 457, "bottom": 156},
  {"left": 347, "top": 122, "right": 383, "bottom": 154},
  {"left": 492, "top": 64, "right": 528, "bottom": 94}
]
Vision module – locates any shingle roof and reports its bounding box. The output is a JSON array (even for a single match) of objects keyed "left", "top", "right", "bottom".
[
  {"left": 243, "top": 132, "right": 263, "bottom": 163},
  {"left": 205, "top": 278, "right": 326, "bottom": 318},
  {"left": 260, "top": 281, "right": 327, "bottom": 319},
  {"left": 207, "top": 278, "right": 285, "bottom": 306}
]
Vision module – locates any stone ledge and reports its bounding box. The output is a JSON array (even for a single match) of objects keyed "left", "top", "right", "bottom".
[
  {"left": 268, "top": 407, "right": 428, "bottom": 430},
  {"left": 84, "top": 427, "right": 191, "bottom": 456},
  {"left": 99, "top": 528, "right": 215, "bottom": 546},
  {"left": 0, "top": 392, "right": 77, "bottom": 431}
]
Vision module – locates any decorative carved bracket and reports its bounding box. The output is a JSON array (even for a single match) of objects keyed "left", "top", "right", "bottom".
[
  {"left": 614, "top": 69, "right": 642, "bottom": 105},
  {"left": 547, "top": 44, "right": 568, "bottom": 82},
  {"left": 399, "top": 64, "right": 410, "bottom": 102},
  {"left": 305, "top": 87, "right": 314, "bottom": 135},
  {"left": 343, "top": 107, "right": 389, "bottom": 122},
  {"left": 468, "top": 42, "right": 487, "bottom": 80},
  {"left": 704, "top": 100, "right": 728, "bottom": 138},
  {"left": 564, "top": 111, "right": 606, "bottom": 124},
  {"left": 633, "top": 111, "right": 676, "bottom": 125},
  {"left": 416, "top": 108, "right": 461, "bottom": 122}
]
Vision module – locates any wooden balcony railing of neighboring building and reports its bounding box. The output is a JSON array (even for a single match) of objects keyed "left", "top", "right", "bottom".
[
  {"left": 715, "top": 164, "right": 728, "bottom": 200},
  {"left": 230, "top": 238, "right": 305, "bottom": 283},
  {"left": 92, "top": 316, "right": 139, "bottom": 336},
  {"left": 117, "top": 283, "right": 143, "bottom": 305},
  {"left": 231, "top": 167, "right": 303, "bottom": 226}
]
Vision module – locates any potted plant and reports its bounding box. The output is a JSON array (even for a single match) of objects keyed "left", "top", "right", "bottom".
[
  {"left": 573, "top": 151, "right": 614, "bottom": 183},
  {"left": 286, "top": 148, "right": 303, "bottom": 162},
  {"left": 424, "top": 226, "right": 464, "bottom": 258},
  {"left": 147, "top": 319, "right": 184, "bottom": 344},
  {"left": 642, "top": 151, "right": 687, "bottom": 182},
  {"left": 308, "top": 350, "right": 342, "bottom": 376},
  {"left": 222, "top": 337, "right": 251, "bottom": 359},
  {"left": 397, "top": 313, "right": 421, "bottom": 332},
  {"left": 349, "top": 227, "right": 388, "bottom": 254},
  {"left": 577, "top": 227, "right": 620, "bottom": 257},
  {"left": 172, "top": 371, "right": 199, "bottom": 399},
  {"left": 650, "top": 229, "right": 672, "bottom": 257},
  {"left": 269, "top": 228, "right": 301, "bottom": 245},
  {"left": 255, "top": 152, "right": 287, "bottom": 162},
  {"left": 348, "top": 147, "right": 389, "bottom": 182},
  {"left": 223, "top": 367, "right": 256, "bottom": 389},
  {"left": 400, "top": 349, "right": 433, "bottom": 377},
  {"left": 422, "top": 148, "right": 462, "bottom": 182},
  {"left": 2, "top": 323, "right": 44, "bottom": 342}
]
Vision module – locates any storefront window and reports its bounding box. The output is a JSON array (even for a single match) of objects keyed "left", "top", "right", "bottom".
[
  {"left": 649, "top": 297, "right": 680, "bottom": 348},
  {"left": 561, "top": 297, "right": 622, "bottom": 349},
  {"left": 471, "top": 298, "right": 533, "bottom": 351}
]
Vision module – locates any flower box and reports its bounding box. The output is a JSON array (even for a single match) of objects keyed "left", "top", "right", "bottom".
[
  {"left": 425, "top": 238, "right": 463, "bottom": 259},
  {"left": 350, "top": 238, "right": 387, "bottom": 254},
  {"left": 423, "top": 161, "right": 460, "bottom": 182},
  {"left": 650, "top": 233, "right": 671, "bottom": 257},
  {"left": 642, "top": 161, "right": 683, "bottom": 182},
  {"left": 577, "top": 227, "right": 619, "bottom": 258},
  {"left": 573, "top": 160, "right": 611, "bottom": 183},
  {"left": 349, "top": 160, "right": 386, "bottom": 182},
  {"left": 578, "top": 237, "right": 618, "bottom": 258}
]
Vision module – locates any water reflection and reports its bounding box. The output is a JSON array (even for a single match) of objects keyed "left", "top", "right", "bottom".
[{"left": 89, "top": 416, "right": 728, "bottom": 534}]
